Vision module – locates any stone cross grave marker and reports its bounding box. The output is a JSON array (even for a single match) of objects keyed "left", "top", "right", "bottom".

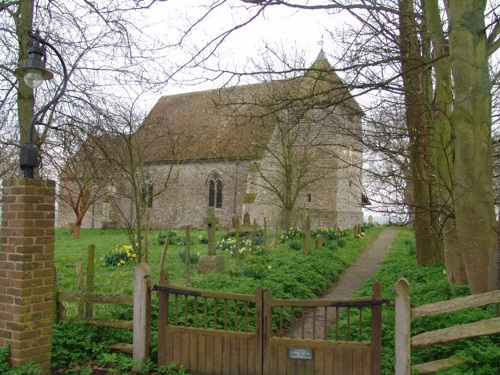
[{"left": 204, "top": 208, "right": 219, "bottom": 255}]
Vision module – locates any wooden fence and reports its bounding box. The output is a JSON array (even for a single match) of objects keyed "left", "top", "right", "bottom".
[
  {"left": 394, "top": 278, "right": 500, "bottom": 374},
  {"left": 54, "top": 245, "right": 148, "bottom": 359}
]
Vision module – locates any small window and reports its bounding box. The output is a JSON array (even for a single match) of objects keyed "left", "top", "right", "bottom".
[
  {"left": 208, "top": 171, "right": 223, "bottom": 208},
  {"left": 307, "top": 193, "right": 312, "bottom": 203}
]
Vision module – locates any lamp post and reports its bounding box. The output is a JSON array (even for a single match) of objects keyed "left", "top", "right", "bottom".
[{"left": 15, "top": 29, "right": 68, "bottom": 178}]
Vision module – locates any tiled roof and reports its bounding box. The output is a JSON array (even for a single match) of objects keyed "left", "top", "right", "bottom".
[{"left": 138, "top": 57, "right": 362, "bottom": 163}]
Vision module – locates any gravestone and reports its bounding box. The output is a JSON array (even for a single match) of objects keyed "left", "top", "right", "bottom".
[
  {"left": 228, "top": 211, "right": 262, "bottom": 236},
  {"left": 315, "top": 234, "right": 323, "bottom": 250},
  {"left": 205, "top": 208, "right": 219, "bottom": 256},
  {"left": 243, "top": 211, "right": 251, "bottom": 227},
  {"left": 198, "top": 208, "right": 225, "bottom": 274}
]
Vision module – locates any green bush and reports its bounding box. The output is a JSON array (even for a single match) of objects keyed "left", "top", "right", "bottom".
[
  {"left": 177, "top": 250, "right": 200, "bottom": 264},
  {"left": 287, "top": 239, "right": 303, "bottom": 251},
  {"left": 0, "top": 345, "right": 42, "bottom": 375},
  {"left": 239, "top": 264, "right": 268, "bottom": 279},
  {"left": 157, "top": 231, "right": 178, "bottom": 245}
]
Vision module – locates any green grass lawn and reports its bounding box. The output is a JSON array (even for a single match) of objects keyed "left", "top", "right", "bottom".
[{"left": 54, "top": 225, "right": 385, "bottom": 300}]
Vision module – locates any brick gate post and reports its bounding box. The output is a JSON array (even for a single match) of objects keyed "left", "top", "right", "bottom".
[{"left": 0, "top": 178, "right": 56, "bottom": 374}]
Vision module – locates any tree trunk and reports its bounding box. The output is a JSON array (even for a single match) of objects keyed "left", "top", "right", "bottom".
[
  {"left": 423, "top": 0, "right": 467, "bottom": 283},
  {"left": 442, "top": 217, "right": 468, "bottom": 285},
  {"left": 399, "top": 0, "right": 442, "bottom": 265},
  {"left": 73, "top": 217, "right": 83, "bottom": 239},
  {"left": 449, "top": 1, "right": 496, "bottom": 294}
]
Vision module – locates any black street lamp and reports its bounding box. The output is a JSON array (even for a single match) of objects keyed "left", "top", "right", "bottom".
[{"left": 15, "top": 30, "right": 68, "bottom": 178}]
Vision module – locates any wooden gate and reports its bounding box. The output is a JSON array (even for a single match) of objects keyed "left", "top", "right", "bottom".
[{"left": 154, "top": 282, "right": 385, "bottom": 375}]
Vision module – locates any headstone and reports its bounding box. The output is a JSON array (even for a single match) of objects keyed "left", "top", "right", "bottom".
[
  {"left": 204, "top": 208, "right": 219, "bottom": 256},
  {"left": 315, "top": 234, "right": 323, "bottom": 250},
  {"left": 232, "top": 214, "right": 240, "bottom": 229},
  {"left": 243, "top": 211, "right": 251, "bottom": 227},
  {"left": 197, "top": 255, "right": 225, "bottom": 274},
  {"left": 368, "top": 215, "right": 373, "bottom": 225}
]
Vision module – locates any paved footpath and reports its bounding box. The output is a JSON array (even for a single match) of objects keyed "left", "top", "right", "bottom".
[{"left": 294, "top": 229, "right": 399, "bottom": 339}]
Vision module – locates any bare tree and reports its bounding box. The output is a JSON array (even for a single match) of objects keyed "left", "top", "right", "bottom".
[
  {"left": 82, "top": 99, "right": 179, "bottom": 263},
  {"left": 213, "top": 52, "right": 363, "bottom": 231},
  {"left": 1, "top": 0, "right": 173, "bottom": 178}
]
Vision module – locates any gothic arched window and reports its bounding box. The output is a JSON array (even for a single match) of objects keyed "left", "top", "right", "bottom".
[{"left": 208, "top": 171, "right": 223, "bottom": 208}]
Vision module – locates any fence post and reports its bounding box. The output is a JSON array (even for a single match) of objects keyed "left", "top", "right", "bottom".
[
  {"left": 76, "top": 263, "right": 85, "bottom": 318},
  {"left": 133, "top": 263, "right": 151, "bottom": 369},
  {"left": 157, "top": 240, "right": 170, "bottom": 366},
  {"left": 255, "top": 287, "right": 264, "bottom": 375},
  {"left": 371, "top": 281, "right": 382, "bottom": 375},
  {"left": 395, "top": 278, "right": 411, "bottom": 375},
  {"left": 86, "top": 245, "right": 95, "bottom": 318}
]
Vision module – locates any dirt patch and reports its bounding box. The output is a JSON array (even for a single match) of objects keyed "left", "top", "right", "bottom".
[{"left": 294, "top": 229, "right": 398, "bottom": 339}]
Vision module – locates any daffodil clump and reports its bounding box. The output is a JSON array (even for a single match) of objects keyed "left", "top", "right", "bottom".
[
  {"left": 197, "top": 234, "right": 208, "bottom": 244},
  {"left": 216, "top": 237, "right": 262, "bottom": 257},
  {"left": 279, "top": 227, "right": 303, "bottom": 243},
  {"left": 102, "top": 244, "right": 138, "bottom": 267}
]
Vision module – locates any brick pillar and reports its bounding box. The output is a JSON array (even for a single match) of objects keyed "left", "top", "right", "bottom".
[{"left": 0, "top": 178, "right": 56, "bottom": 374}]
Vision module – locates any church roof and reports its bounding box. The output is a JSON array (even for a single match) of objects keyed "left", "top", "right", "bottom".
[{"left": 138, "top": 53, "right": 362, "bottom": 164}]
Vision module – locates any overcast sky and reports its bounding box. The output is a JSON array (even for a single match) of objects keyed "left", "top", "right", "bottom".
[{"left": 140, "top": 1, "right": 341, "bottom": 96}]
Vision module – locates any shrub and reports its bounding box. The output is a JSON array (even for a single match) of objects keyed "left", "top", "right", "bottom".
[
  {"left": 0, "top": 345, "right": 43, "bottom": 374},
  {"left": 157, "top": 231, "right": 178, "bottom": 245},
  {"left": 336, "top": 238, "right": 347, "bottom": 248},
  {"left": 102, "top": 245, "right": 138, "bottom": 267},
  {"left": 287, "top": 239, "right": 303, "bottom": 251},
  {"left": 177, "top": 250, "right": 200, "bottom": 264},
  {"left": 239, "top": 264, "right": 268, "bottom": 279}
]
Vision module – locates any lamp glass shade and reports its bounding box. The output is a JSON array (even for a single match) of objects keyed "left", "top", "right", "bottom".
[{"left": 23, "top": 70, "right": 44, "bottom": 88}]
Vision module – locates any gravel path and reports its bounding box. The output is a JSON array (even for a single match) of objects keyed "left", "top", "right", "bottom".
[{"left": 294, "top": 229, "right": 399, "bottom": 339}]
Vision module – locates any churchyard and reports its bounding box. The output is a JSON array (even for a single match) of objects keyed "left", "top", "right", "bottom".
[
  {"left": 38, "top": 225, "right": 497, "bottom": 374},
  {"left": 2, "top": 215, "right": 499, "bottom": 374}
]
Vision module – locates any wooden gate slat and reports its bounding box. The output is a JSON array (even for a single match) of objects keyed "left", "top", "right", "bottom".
[
  {"left": 197, "top": 334, "right": 206, "bottom": 374},
  {"left": 230, "top": 337, "right": 239, "bottom": 375},
  {"left": 188, "top": 333, "right": 197, "bottom": 371},
  {"left": 334, "top": 346, "right": 343, "bottom": 374},
  {"left": 222, "top": 336, "right": 231, "bottom": 375},
  {"left": 206, "top": 335, "right": 214, "bottom": 374},
  {"left": 214, "top": 336, "right": 223, "bottom": 375},
  {"left": 352, "top": 346, "right": 363, "bottom": 375},
  {"left": 239, "top": 338, "right": 248, "bottom": 375},
  {"left": 362, "top": 346, "right": 371, "bottom": 375},
  {"left": 181, "top": 331, "right": 189, "bottom": 366},
  {"left": 323, "top": 346, "right": 334, "bottom": 375},
  {"left": 314, "top": 347, "right": 324, "bottom": 375},
  {"left": 342, "top": 347, "right": 353, "bottom": 374}
]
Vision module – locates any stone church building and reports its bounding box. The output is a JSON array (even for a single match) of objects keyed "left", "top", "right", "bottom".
[{"left": 57, "top": 51, "right": 365, "bottom": 230}]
